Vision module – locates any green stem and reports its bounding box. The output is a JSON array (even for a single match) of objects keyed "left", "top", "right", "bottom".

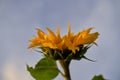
[{"left": 59, "top": 60, "right": 71, "bottom": 80}]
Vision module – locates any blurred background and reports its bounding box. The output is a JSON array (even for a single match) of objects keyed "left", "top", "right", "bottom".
[{"left": 0, "top": 0, "right": 120, "bottom": 80}]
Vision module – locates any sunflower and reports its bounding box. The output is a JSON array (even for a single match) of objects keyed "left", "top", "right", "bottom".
[{"left": 29, "top": 24, "right": 99, "bottom": 54}]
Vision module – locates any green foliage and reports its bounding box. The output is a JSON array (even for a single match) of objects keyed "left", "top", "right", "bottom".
[
  {"left": 92, "top": 74, "right": 107, "bottom": 80},
  {"left": 27, "top": 58, "right": 59, "bottom": 80}
]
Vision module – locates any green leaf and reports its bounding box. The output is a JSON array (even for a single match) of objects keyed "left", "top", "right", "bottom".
[
  {"left": 27, "top": 58, "right": 59, "bottom": 80},
  {"left": 92, "top": 74, "right": 107, "bottom": 80}
]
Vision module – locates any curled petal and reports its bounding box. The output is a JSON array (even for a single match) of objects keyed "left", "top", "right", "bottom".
[
  {"left": 73, "top": 28, "right": 99, "bottom": 46},
  {"left": 80, "top": 28, "right": 93, "bottom": 38},
  {"left": 79, "top": 32, "right": 99, "bottom": 45}
]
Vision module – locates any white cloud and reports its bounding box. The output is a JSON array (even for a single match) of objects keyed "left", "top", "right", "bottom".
[
  {"left": 3, "top": 62, "right": 18, "bottom": 80},
  {"left": 2, "top": 61, "right": 33, "bottom": 80}
]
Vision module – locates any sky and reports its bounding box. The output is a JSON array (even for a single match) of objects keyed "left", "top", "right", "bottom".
[{"left": 0, "top": 0, "right": 120, "bottom": 80}]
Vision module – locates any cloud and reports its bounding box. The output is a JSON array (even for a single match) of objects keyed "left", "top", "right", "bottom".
[
  {"left": 2, "top": 60, "right": 33, "bottom": 80},
  {"left": 3, "top": 61, "right": 18, "bottom": 80}
]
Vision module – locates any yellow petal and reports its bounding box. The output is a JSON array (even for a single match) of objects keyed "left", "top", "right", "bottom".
[
  {"left": 42, "top": 41, "right": 57, "bottom": 49},
  {"left": 46, "top": 28, "right": 57, "bottom": 42},
  {"left": 68, "top": 23, "right": 71, "bottom": 37},
  {"left": 79, "top": 32, "right": 99, "bottom": 44},
  {"left": 56, "top": 26, "right": 62, "bottom": 42},
  {"left": 73, "top": 28, "right": 99, "bottom": 46},
  {"left": 67, "top": 23, "right": 75, "bottom": 42},
  {"left": 57, "top": 26, "right": 60, "bottom": 37},
  {"left": 36, "top": 28, "right": 45, "bottom": 39},
  {"left": 28, "top": 36, "right": 41, "bottom": 48},
  {"left": 63, "top": 36, "right": 77, "bottom": 53},
  {"left": 80, "top": 28, "right": 93, "bottom": 38}
]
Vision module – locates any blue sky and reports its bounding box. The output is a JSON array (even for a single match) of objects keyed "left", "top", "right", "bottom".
[{"left": 0, "top": 0, "right": 120, "bottom": 80}]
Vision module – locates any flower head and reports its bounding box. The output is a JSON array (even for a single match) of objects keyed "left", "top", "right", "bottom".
[
  {"left": 29, "top": 24, "right": 99, "bottom": 53},
  {"left": 28, "top": 24, "right": 99, "bottom": 61}
]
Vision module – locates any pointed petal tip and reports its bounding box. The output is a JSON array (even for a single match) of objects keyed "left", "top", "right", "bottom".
[{"left": 36, "top": 28, "right": 42, "bottom": 31}]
